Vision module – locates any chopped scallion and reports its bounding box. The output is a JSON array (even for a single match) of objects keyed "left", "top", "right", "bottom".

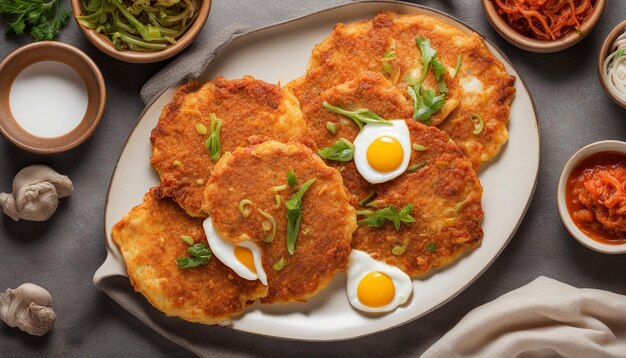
[{"left": 238, "top": 199, "right": 252, "bottom": 217}]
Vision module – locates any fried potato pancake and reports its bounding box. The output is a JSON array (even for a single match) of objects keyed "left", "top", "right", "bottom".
[
  {"left": 151, "top": 76, "right": 310, "bottom": 218},
  {"left": 353, "top": 120, "right": 484, "bottom": 278},
  {"left": 301, "top": 71, "right": 413, "bottom": 205},
  {"left": 202, "top": 141, "right": 356, "bottom": 304},
  {"left": 289, "top": 12, "right": 515, "bottom": 169},
  {"left": 112, "top": 188, "right": 268, "bottom": 324}
]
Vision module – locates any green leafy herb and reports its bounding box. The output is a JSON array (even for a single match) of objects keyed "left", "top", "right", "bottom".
[
  {"left": 408, "top": 86, "right": 446, "bottom": 123},
  {"left": 0, "top": 0, "right": 70, "bottom": 41},
  {"left": 407, "top": 37, "right": 447, "bottom": 123},
  {"left": 412, "top": 143, "right": 427, "bottom": 151},
  {"left": 357, "top": 204, "right": 416, "bottom": 231},
  {"left": 323, "top": 102, "right": 392, "bottom": 130},
  {"left": 407, "top": 161, "right": 426, "bottom": 173},
  {"left": 177, "top": 243, "right": 211, "bottom": 269},
  {"left": 285, "top": 178, "right": 316, "bottom": 255},
  {"left": 273, "top": 257, "right": 285, "bottom": 271},
  {"left": 318, "top": 138, "right": 354, "bottom": 162},
  {"left": 286, "top": 169, "right": 297, "bottom": 187},
  {"left": 452, "top": 54, "right": 462, "bottom": 78},
  {"left": 204, "top": 113, "right": 222, "bottom": 161},
  {"left": 470, "top": 113, "right": 484, "bottom": 135},
  {"left": 427, "top": 242, "right": 436, "bottom": 253},
  {"left": 326, "top": 121, "right": 337, "bottom": 134},
  {"left": 358, "top": 191, "right": 377, "bottom": 207},
  {"left": 392, "top": 240, "right": 409, "bottom": 256},
  {"left": 257, "top": 208, "right": 276, "bottom": 243}
]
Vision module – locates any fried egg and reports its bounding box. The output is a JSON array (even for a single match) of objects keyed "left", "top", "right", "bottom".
[
  {"left": 346, "top": 249, "right": 412, "bottom": 313},
  {"left": 353, "top": 120, "right": 411, "bottom": 184},
  {"left": 203, "top": 217, "right": 268, "bottom": 285}
]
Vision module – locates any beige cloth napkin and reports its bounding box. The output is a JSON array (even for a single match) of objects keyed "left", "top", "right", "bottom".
[{"left": 423, "top": 276, "right": 626, "bottom": 358}]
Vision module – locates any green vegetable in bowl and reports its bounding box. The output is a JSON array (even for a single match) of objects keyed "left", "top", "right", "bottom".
[
  {"left": 0, "top": 0, "right": 70, "bottom": 41},
  {"left": 77, "top": 0, "right": 200, "bottom": 51}
]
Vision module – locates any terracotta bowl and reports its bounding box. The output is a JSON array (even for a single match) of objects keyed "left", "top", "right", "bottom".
[
  {"left": 557, "top": 140, "right": 626, "bottom": 254},
  {"left": 70, "top": 0, "right": 211, "bottom": 63},
  {"left": 482, "top": 0, "right": 605, "bottom": 53},
  {"left": 598, "top": 19, "right": 626, "bottom": 109},
  {"left": 0, "top": 41, "right": 106, "bottom": 155}
]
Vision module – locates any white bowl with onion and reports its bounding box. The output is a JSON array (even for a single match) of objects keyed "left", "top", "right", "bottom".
[{"left": 599, "top": 19, "right": 626, "bottom": 109}]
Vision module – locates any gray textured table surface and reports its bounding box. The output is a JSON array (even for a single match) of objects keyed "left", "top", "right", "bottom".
[{"left": 1, "top": 0, "right": 626, "bottom": 357}]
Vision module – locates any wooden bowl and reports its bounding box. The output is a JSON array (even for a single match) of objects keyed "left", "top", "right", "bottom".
[
  {"left": 482, "top": 0, "right": 605, "bottom": 53},
  {"left": 598, "top": 19, "right": 626, "bottom": 109},
  {"left": 70, "top": 0, "right": 211, "bottom": 64},
  {"left": 0, "top": 41, "right": 106, "bottom": 155}
]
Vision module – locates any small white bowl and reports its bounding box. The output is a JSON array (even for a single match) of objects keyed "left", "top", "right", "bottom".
[{"left": 557, "top": 140, "right": 626, "bottom": 254}]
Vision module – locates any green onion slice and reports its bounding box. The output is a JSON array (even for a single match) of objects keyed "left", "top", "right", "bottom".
[
  {"left": 285, "top": 178, "right": 316, "bottom": 255},
  {"left": 257, "top": 209, "right": 276, "bottom": 243},
  {"left": 471, "top": 113, "right": 484, "bottom": 135},
  {"left": 273, "top": 257, "right": 285, "bottom": 271},
  {"left": 238, "top": 199, "right": 252, "bottom": 217}
]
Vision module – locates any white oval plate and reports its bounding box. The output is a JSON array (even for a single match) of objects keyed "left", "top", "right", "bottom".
[{"left": 96, "top": 1, "right": 540, "bottom": 342}]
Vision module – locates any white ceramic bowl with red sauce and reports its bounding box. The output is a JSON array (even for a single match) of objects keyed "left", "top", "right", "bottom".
[{"left": 557, "top": 140, "right": 626, "bottom": 254}]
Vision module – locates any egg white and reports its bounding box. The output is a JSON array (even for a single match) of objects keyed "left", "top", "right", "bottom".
[
  {"left": 203, "top": 217, "right": 268, "bottom": 285},
  {"left": 346, "top": 249, "right": 413, "bottom": 313},
  {"left": 353, "top": 119, "right": 411, "bottom": 184}
]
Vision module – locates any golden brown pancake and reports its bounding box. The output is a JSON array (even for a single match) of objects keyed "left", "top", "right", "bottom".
[
  {"left": 202, "top": 141, "right": 356, "bottom": 304},
  {"left": 301, "top": 71, "right": 413, "bottom": 205},
  {"left": 289, "top": 12, "right": 515, "bottom": 169},
  {"left": 151, "top": 76, "right": 310, "bottom": 218},
  {"left": 353, "top": 120, "right": 484, "bottom": 278},
  {"left": 112, "top": 188, "right": 267, "bottom": 324}
]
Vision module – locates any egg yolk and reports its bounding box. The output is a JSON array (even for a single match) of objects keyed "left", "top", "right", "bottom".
[
  {"left": 234, "top": 246, "right": 256, "bottom": 274},
  {"left": 366, "top": 136, "right": 404, "bottom": 172},
  {"left": 357, "top": 271, "right": 395, "bottom": 308}
]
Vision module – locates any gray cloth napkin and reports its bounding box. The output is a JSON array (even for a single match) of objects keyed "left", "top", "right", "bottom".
[{"left": 423, "top": 276, "right": 626, "bottom": 358}]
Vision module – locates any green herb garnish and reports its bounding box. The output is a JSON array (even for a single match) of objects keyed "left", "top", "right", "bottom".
[
  {"left": 408, "top": 85, "right": 446, "bottom": 123},
  {"left": 0, "top": 0, "right": 70, "bottom": 41},
  {"left": 177, "top": 243, "right": 211, "bottom": 269},
  {"left": 407, "top": 161, "right": 426, "bottom": 173},
  {"left": 204, "top": 113, "right": 222, "bottom": 161},
  {"left": 392, "top": 240, "right": 409, "bottom": 256},
  {"left": 326, "top": 122, "right": 337, "bottom": 134},
  {"left": 407, "top": 37, "right": 447, "bottom": 123},
  {"left": 357, "top": 204, "right": 416, "bottom": 231},
  {"left": 257, "top": 209, "right": 276, "bottom": 243},
  {"left": 322, "top": 102, "right": 392, "bottom": 131},
  {"left": 180, "top": 235, "right": 194, "bottom": 246},
  {"left": 452, "top": 54, "right": 462, "bottom": 78},
  {"left": 318, "top": 138, "right": 354, "bottom": 162},
  {"left": 238, "top": 199, "right": 252, "bottom": 217},
  {"left": 412, "top": 143, "right": 427, "bottom": 151},
  {"left": 287, "top": 169, "right": 297, "bottom": 187},
  {"left": 273, "top": 257, "right": 285, "bottom": 271},
  {"left": 471, "top": 113, "right": 484, "bottom": 135},
  {"left": 274, "top": 194, "right": 282, "bottom": 209},
  {"left": 358, "top": 191, "right": 377, "bottom": 207},
  {"left": 285, "top": 178, "right": 316, "bottom": 255},
  {"left": 427, "top": 242, "right": 436, "bottom": 253}
]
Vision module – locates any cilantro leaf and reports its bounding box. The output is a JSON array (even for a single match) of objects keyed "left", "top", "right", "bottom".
[
  {"left": 177, "top": 243, "right": 211, "bottom": 269},
  {"left": 318, "top": 138, "right": 354, "bottom": 162},
  {"left": 357, "top": 204, "right": 416, "bottom": 231}
]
